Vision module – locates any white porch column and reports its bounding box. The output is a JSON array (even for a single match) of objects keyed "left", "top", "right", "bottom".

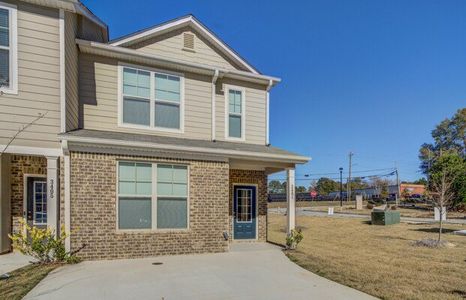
[
  {"left": 286, "top": 167, "right": 296, "bottom": 235},
  {"left": 46, "top": 156, "right": 59, "bottom": 236}
]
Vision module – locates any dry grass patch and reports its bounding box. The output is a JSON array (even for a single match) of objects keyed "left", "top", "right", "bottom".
[
  {"left": 268, "top": 201, "right": 466, "bottom": 219},
  {"left": 0, "top": 263, "right": 60, "bottom": 300},
  {"left": 268, "top": 214, "right": 466, "bottom": 300}
]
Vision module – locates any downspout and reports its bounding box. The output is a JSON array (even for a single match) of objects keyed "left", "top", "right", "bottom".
[
  {"left": 211, "top": 69, "right": 219, "bottom": 141},
  {"left": 265, "top": 79, "right": 273, "bottom": 146}
]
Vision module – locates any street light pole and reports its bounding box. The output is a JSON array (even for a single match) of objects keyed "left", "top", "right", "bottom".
[{"left": 339, "top": 167, "right": 343, "bottom": 208}]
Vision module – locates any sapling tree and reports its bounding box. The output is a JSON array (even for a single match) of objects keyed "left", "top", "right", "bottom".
[{"left": 429, "top": 151, "right": 465, "bottom": 242}]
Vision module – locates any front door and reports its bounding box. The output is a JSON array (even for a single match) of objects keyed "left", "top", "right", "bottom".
[
  {"left": 25, "top": 177, "right": 47, "bottom": 229},
  {"left": 233, "top": 185, "right": 256, "bottom": 239}
]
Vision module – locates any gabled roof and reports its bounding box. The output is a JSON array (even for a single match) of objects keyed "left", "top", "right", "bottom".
[{"left": 109, "top": 15, "right": 260, "bottom": 74}]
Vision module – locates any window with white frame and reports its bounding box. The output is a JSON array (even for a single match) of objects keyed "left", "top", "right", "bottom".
[
  {"left": 117, "top": 162, "right": 188, "bottom": 230},
  {"left": 0, "top": 2, "right": 17, "bottom": 93},
  {"left": 121, "top": 66, "right": 182, "bottom": 130},
  {"left": 227, "top": 88, "right": 244, "bottom": 139}
]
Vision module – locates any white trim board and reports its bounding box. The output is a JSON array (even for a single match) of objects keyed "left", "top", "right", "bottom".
[
  {"left": 0, "top": 145, "right": 62, "bottom": 157},
  {"left": 110, "top": 15, "right": 259, "bottom": 74}
]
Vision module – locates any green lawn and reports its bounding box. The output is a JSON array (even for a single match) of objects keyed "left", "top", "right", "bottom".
[{"left": 0, "top": 263, "right": 60, "bottom": 300}]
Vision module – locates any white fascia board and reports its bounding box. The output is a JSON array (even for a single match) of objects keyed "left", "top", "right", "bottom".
[
  {"left": 77, "top": 39, "right": 281, "bottom": 85},
  {"left": 60, "top": 135, "right": 310, "bottom": 164},
  {"left": 110, "top": 15, "right": 259, "bottom": 74},
  {"left": 0, "top": 145, "right": 62, "bottom": 156}
]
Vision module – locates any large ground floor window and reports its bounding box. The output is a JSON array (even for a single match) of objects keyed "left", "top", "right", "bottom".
[{"left": 117, "top": 161, "right": 188, "bottom": 230}]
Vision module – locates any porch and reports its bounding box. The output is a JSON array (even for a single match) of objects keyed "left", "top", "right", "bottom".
[{"left": 0, "top": 153, "right": 60, "bottom": 254}]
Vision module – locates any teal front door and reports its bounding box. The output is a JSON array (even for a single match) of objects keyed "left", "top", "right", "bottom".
[{"left": 233, "top": 185, "right": 256, "bottom": 239}]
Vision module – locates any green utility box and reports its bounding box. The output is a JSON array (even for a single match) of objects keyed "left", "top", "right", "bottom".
[{"left": 371, "top": 210, "right": 401, "bottom": 225}]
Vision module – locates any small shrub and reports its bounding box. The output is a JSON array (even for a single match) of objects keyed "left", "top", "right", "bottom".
[
  {"left": 286, "top": 228, "right": 303, "bottom": 250},
  {"left": 367, "top": 203, "right": 374, "bottom": 209},
  {"left": 8, "top": 218, "right": 80, "bottom": 264}
]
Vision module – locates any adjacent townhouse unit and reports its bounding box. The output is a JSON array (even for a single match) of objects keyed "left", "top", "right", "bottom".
[{"left": 0, "top": 0, "right": 309, "bottom": 260}]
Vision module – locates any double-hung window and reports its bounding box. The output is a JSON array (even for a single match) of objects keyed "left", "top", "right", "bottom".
[
  {"left": 117, "top": 162, "right": 188, "bottom": 230},
  {"left": 121, "top": 66, "right": 183, "bottom": 131},
  {"left": 0, "top": 2, "right": 17, "bottom": 94},
  {"left": 226, "top": 88, "right": 245, "bottom": 139}
]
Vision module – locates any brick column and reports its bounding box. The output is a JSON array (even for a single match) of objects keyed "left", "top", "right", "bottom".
[{"left": 0, "top": 154, "right": 11, "bottom": 253}]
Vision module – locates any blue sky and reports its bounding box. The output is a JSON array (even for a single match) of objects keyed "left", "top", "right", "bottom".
[{"left": 84, "top": 0, "right": 466, "bottom": 183}]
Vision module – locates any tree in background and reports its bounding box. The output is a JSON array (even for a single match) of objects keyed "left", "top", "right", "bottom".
[
  {"left": 429, "top": 151, "right": 465, "bottom": 241},
  {"left": 296, "top": 186, "right": 307, "bottom": 193},
  {"left": 268, "top": 180, "right": 286, "bottom": 194},
  {"left": 316, "top": 177, "right": 339, "bottom": 196},
  {"left": 419, "top": 108, "right": 466, "bottom": 205},
  {"left": 419, "top": 108, "right": 465, "bottom": 173},
  {"left": 371, "top": 178, "right": 390, "bottom": 199}
]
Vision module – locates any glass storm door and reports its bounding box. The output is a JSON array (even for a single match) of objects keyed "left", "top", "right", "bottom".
[
  {"left": 233, "top": 185, "right": 256, "bottom": 239},
  {"left": 26, "top": 177, "right": 47, "bottom": 228}
]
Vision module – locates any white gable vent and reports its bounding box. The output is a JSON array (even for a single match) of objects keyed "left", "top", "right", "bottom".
[{"left": 183, "top": 32, "right": 195, "bottom": 51}]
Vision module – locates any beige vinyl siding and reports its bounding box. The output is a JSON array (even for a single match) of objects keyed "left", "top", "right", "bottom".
[
  {"left": 216, "top": 79, "right": 267, "bottom": 145},
  {"left": 78, "top": 14, "right": 107, "bottom": 43},
  {"left": 130, "top": 27, "right": 245, "bottom": 72},
  {"left": 79, "top": 54, "right": 212, "bottom": 139},
  {"left": 0, "top": 2, "right": 60, "bottom": 149},
  {"left": 65, "top": 11, "right": 79, "bottom": 131}
]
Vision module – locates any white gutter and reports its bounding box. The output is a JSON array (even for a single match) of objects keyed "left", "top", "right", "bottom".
[
  {"left": 265, "top": 79, "right": 273, "bottom": 146},
  {"left": 211, "top": 69, "right": 219, "bottom": 141},
  {"left": 60, "top": 134, "right": 310, "bottom": 164},
  {"left": 76, "top": 39, "right": 281, "bottom": 85}
]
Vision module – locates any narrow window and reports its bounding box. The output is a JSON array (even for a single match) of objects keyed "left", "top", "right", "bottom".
[
  {"left": 118, "top": 162, "right": 152, "bottom": 229},
  {"left": 0, "top": 3, "right": 16, "bottom": 93},
  {"left": 33, "top": 181, "right": 47, "bottom": 225},
  {"left": 122, "top": 68, "right": 151, "bottom": 126},
  {"left": 154, "top": 74, "right": 181, "bottom": 129},
  {"left": 156, "top": 164, "right": 188, "bottom": 229},
  {"left": 228, "top": 89, "right": 243, "bottom": 138}
]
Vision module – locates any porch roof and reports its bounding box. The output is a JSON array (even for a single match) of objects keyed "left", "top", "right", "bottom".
[{"left": 59, "top": 129, "right": 310, "bottom": 164}]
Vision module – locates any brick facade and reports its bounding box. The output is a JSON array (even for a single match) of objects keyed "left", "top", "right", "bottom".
[
  {"left": 69, "top": 152, "right": 230, "bottom": 260},
  {"left": 229, "top": 169, "right": 268, "bottom": 242},
  {"left": 10, "top": 155, "right": 47, "bottom": 233}
]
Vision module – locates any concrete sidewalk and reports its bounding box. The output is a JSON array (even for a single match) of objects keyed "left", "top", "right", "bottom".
[
  {"left": 0, "top": 252, "right": 34, "bottom": 274},
  {"left": 269, "top": 207, "right": 466, "bottom": 224},
  {"left": 25, "top": 243, "right": 376, "bottom": 300}
]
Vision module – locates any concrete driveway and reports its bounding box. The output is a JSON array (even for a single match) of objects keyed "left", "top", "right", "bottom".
[{"left": 25, "top": 243, "right": 376, "bottom": 300}]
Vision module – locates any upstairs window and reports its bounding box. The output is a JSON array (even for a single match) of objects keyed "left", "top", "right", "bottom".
[
  {"left": 226, "top": 87, "right": 245, "bottom": 139},
  {"left": 0, "top": 2, "right": 17, "bottom": 94},
  {"left": 120, "top": 66, "right": 183, "bottom": 131}
]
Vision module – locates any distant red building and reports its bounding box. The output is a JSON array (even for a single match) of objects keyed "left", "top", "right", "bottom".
[{"left": 400, "top": 184, "right": 425, "bottom": 196}]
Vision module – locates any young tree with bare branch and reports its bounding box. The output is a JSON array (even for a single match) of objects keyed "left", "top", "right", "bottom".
[
  {"left": 1, "top": 112, "right": 47, "bottom": 155},
  {"left": 429, "top": 151, "right": 466, "bottom": 242}
]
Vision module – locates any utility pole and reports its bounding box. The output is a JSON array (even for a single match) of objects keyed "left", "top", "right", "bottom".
[
  {"left": 395, "top": 162, "right": 400, "bottom": 207},
  {"left": 347, "top": 152, "right": 353, "bottom": 202},
  {"left": 339, "top": 167, "right": 343, "bottom": 208}
]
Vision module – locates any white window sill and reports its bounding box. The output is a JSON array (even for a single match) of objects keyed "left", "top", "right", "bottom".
[
  {"left": 118, "top": 123, "right": 184, "bottom": 134},
  {"left": 116, "top": 228, "right": 190, "bottom": 234},
  {"left": 0, "top": 87, "right": 18, "bottom": 95}
]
